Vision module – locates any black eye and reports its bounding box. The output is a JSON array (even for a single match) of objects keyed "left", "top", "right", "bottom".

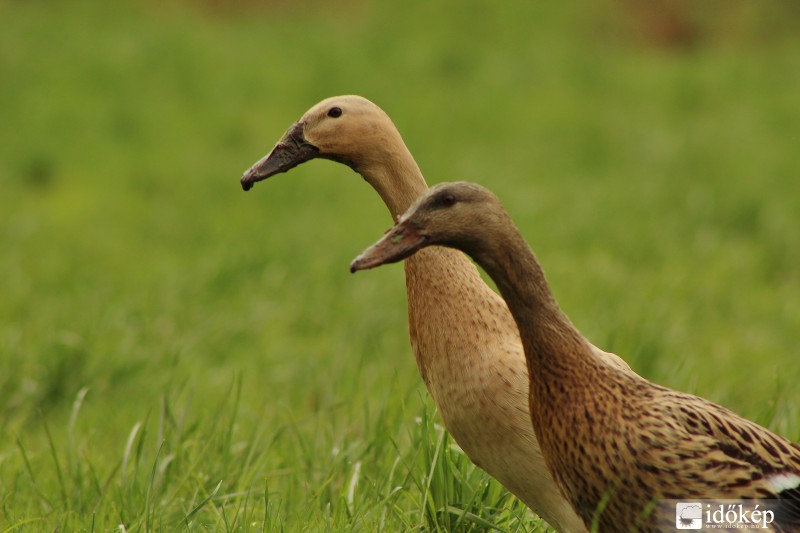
[
  {"left": 437, "top": 193, "right": 456, "bottom": 207},
  {"left": 327, "top": 107, "right": 343, "bottom": 118}
]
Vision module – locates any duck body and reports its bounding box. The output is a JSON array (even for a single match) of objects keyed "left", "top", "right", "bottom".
[
  {"left": 351, "top": 181, "right": 800, "bottom": 533},
  {"left": 531, "top": 353, "right": 800, "bottom": 531},
  {"left": 241, "top": 96, "right": 597, "bottom": 531}
]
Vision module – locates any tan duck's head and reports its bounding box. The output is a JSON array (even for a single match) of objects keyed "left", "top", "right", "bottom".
[
  {"left": 350, "top": 181, "right": 508, "bottom": 271},
  {"left": 241, "top": 95, "right": 402, "bottom": 191}
]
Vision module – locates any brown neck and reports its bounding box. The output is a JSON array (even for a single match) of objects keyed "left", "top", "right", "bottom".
[{"left": 469, "top": 223, "right": 590, "bottom": 375}]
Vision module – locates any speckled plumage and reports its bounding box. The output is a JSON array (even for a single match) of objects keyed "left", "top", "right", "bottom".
[
  {"left": 241, "top": 96, "right": 631, "bottom": 532},
  {"left": 351, "top": 181, "right": 800, "bottom": 533}
]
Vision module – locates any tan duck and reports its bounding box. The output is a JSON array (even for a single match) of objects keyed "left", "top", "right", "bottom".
[
  {"left": 241, "top": 96, "right": 630, "bottom": 532},
  {"left": 351, "top": 181, "right": 800, "bottom": 533}
]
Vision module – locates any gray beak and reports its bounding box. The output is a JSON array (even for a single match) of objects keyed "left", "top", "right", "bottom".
[
  {"left": 240, "top": 121, "right": 319, "bottom": 191},
  {"left": 350, "top": 220, "right": 427, "bottom": 273}
]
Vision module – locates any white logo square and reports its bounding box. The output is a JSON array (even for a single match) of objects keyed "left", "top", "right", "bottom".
[{"left": 675, "top": 502, "right": 703, "bottom": 529}]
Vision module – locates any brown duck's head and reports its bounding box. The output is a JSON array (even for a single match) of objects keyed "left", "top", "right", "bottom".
[
  {"left": 240, "top": 95, "right": 400, "bottom": 191},
  {"left": 350, "top": 181, "right": 506, "bottom": 271}
]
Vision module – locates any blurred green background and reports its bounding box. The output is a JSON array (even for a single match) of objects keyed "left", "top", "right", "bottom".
[{"left": 1, "top": 0, "right": 799, "bottom": 530}]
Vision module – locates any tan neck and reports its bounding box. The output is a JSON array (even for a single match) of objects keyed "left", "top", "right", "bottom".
[
  {"left": 358, "top": 148, "right": 427, "bottom": 221},
  {"left": 356, "top": 138, "right": 518, "bottom": 380}
]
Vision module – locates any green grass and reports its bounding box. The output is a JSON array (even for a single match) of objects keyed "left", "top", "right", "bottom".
[{"left": 1, "top": 0, "right": 799, "bottom": 530}]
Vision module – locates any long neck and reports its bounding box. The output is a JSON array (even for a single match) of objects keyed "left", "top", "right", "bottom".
[
  {"left": 354, "top": 130, "right": 520, "bottom": 383},
  {"left": 470, "top": 223, "right": 590, "bottom": 374},
  {"left": 356, "top": 133, "right": 428, "bottom": 220}
]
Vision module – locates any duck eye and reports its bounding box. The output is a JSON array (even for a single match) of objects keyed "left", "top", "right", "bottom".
[
  {"left": 438, "top": 193, "right": 456, "bottom": 207},
  {"left": 327, "top": 107, "right": 343, "bottom": 118}
]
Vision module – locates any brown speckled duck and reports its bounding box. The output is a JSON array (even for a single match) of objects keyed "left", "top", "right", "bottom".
[
  {"left": 351, "top": 181, "right": 800, "bottom": 533},
  {"left": 241, "top": 96, "right": 630, "bottom": 532}
]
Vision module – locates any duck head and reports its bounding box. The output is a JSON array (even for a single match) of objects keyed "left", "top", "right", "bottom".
[
  {"left": 241, "top": 95, "right": 403, "bottom": 191},
  {"left": 350, "top": 181, "right": 505, "bottom": 271}
]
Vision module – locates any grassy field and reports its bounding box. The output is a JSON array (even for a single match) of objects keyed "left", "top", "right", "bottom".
[{"left": 1, "top": 0, "right": 799, "bottom": 530}]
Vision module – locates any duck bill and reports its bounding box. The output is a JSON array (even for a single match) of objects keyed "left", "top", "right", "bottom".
[
  {"left": 240, "top": 121, "right": 319, "bottom": 191},
  {"left": 350, "top": 221, "right": 426, "bottom": 272}
]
